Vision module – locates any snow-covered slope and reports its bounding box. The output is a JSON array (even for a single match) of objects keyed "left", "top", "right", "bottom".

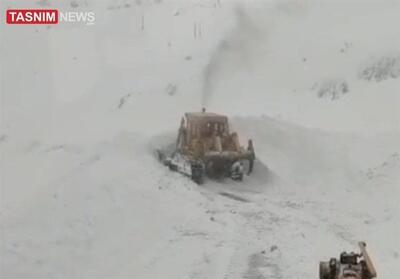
[{"left": 1, "top": 0, "right": 399, "bottom": 279}]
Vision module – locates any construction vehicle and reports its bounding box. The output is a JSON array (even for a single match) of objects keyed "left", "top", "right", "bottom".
[
  {"left": 157, "top": 109, "right": 255, "bottom": 184},
  {"left": 320, "top": 242, "right": 377, "bottom": 279}
]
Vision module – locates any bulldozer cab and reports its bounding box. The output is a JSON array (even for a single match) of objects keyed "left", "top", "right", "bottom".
[{"left": 184, "top": 112, "right": 229, "bottom": 141}]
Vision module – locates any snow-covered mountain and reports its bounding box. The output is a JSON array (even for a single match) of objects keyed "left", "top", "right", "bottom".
[{"left": 1, "top": 0, "right": 399, "bottom": 278}]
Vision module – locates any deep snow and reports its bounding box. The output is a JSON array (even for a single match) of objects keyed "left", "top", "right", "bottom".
[{"left": 0, "top": 0, "right": 399, "bottom": 278}]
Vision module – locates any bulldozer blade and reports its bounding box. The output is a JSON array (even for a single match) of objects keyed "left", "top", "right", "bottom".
[{"left": 358, "top": 242, "right": 377, "bottom": 278}]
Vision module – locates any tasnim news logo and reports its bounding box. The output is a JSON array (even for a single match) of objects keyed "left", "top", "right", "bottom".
[{"left": 6, "top": 9, "right": 95, "bottom": 25}]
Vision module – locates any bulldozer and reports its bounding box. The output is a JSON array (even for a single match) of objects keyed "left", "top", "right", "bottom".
[
  {"left": 157, "top": 108, "right": 255, "bottom": 184},
  {"left": 319, "top": 242, "right": 377, "bottom": 279}
]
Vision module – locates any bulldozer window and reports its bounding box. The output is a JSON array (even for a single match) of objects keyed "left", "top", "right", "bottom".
[
  {"left": 206, "top": 122, "right": 221, "bottom": 137},
  {"left": 202, "top": 123, "right": 212, "bottom": 137},
  {"left": 217, "top": 123, "right": 225, "bottom": 135},
  {"left": 190, "top": 123, "right": 198, "bottom": 137}
]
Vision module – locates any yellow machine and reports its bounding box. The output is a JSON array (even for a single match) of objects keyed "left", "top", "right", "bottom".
[
  {"left": 158, "top": 109, "right": 255, "bottom": 184},
  {"left": 320, "top": 242, "right": 377, "bottom": 279}
]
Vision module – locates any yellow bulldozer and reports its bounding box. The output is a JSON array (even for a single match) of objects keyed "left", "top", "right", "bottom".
[
  {"left": 158, "top": 109, "right": 255, "bottom": 184},
  {"left": 320, "top": 242, "right": 377, "bottom": 279}
]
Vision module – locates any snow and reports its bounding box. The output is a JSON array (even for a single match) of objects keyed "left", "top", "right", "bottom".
[{"left": 0, "top": 0, "right": 399, "bottom": 278}]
